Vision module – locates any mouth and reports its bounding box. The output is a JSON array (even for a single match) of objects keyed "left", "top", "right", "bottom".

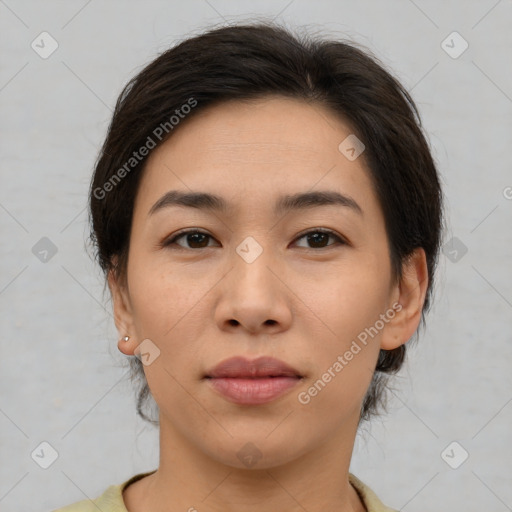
[
  {"left": 204, "top": 355, "right": 303, "bottom": 379},
  {"left": 204, "top": 356, "right": 304, "bottom": 405},
  {"left": 205, "top": 376, "right": 302, "bottom": 405}
]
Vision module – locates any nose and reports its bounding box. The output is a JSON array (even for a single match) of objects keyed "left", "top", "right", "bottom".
[{"left": 214, "top": 241, "right": 292, "bottom": 335}]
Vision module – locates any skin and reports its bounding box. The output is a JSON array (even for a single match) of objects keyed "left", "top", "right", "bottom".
[{"left": 109, "top": 96, "right": 428, "bottom": 512}]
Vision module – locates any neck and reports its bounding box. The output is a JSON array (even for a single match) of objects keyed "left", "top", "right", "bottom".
[{"left": 136, "top": 412, "right": 366, "bottom": 512}]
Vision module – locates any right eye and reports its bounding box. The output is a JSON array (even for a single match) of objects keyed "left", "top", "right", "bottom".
[{"left": 162, "top": 229, "right": 218, "bottom": 250}]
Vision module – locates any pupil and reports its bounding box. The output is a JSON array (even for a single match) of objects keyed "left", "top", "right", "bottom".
[
  {"left": 309, "top": 233, "right": 327, "bottom": 248},
  {"left": 189, "top": 233, "right": 207, "bottom": 248}
]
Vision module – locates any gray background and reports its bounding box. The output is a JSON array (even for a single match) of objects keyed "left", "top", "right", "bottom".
[{"left": 1, "top": 1, "right": 511, "bottom": 511}]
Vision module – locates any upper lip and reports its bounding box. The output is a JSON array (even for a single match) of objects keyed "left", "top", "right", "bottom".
[{"left": 205, "top": 356, "right": 302, "bottom": 379}]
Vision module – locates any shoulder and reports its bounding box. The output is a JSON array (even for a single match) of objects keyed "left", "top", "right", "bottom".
[
  {"left": 51, "top": 484, "right": 124, "bottom": 512},
  {"left": 51, "top": 470, "right": 157, "bottom": 512},
  {"left": 349, "top": 473, "right": 399, "bottom": 512}
]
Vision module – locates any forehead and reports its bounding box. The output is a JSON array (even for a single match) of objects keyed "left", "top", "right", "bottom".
[{"left": 133, "top": 96, "right": 378, "bottom": 221}]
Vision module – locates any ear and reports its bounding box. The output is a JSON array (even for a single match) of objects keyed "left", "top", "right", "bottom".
[
  {"left": 380, "top": 247, "right": 429, "bottom": 350},
  {"left": 108, "top": 262, "right": 138, "bottom": 356}
]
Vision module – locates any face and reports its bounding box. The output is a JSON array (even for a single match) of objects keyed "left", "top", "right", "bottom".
[{"left": 111, "top": 96, "right": 415, "bottom": 469}]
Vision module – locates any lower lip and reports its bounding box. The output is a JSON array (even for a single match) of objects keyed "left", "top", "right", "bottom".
[{"left": 206, "top": 377, "right": 301, "bottom": 405}]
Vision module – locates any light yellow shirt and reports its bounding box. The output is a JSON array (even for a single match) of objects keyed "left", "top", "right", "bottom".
[{"left": 52, "top": 470, "right": 398, "bottom": 512}]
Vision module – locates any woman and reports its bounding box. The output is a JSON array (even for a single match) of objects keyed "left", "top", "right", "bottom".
[{"left": 54, "top": 21, "right": 443, "bottom": 512}]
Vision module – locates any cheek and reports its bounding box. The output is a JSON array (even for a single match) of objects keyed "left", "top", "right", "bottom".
[
  {"left": 302, "top": 255, "right": 390, "bottom": 388},
  {"left": 309, "top": 254, "right": 391, "bottom": 339},
  {"left": 127, "top": 251, "right": 195, "bottom": 336},
  {"left": 126, "top": 255, "right": 214, "bottom": 384},
  {"left": 296, "top": 273, "right": 386, "bottom": 414}
]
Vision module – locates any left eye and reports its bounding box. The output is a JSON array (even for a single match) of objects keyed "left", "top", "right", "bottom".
[
  {"left": 294, "top": 229, "right": 346, "bottom": 249},
  {"left": 163, "top": 229, "right": 346, "bottom": 250}
]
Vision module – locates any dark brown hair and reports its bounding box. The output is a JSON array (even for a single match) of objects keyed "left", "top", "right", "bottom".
[{"left": 88, "top": 22, "right": 443, "bottom": 425}]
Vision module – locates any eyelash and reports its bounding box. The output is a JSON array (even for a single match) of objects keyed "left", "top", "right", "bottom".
[{"left": 162, "top": 228, "right": 347, "bottom": 251}]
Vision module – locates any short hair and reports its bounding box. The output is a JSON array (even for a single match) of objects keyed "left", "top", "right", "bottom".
[{"left": 88, "top": 22, "right": 443, "bottom": 425}]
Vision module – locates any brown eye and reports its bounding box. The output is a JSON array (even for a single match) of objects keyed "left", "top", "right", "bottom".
[
  {"left": 163, "top": 228, "right": 346, "bottom": 251},
  {"left": 164, "top": 230, "right": 216, "bottom": 249},
  {"left": 294, "top": 229, "right": 346, "bottom": 249}
]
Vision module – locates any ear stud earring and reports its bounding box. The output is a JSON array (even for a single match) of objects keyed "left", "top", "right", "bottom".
[{"left": 122, "top": 335, "right": 130, "bottom": 342}]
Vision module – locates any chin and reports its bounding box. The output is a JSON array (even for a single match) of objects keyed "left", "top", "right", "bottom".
[{"left": 199, "top": 432, "right": 311, "bottom": 471}]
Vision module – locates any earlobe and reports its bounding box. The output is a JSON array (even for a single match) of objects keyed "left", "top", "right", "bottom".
[
  {"left": 108, "top": 267, "right": 137, "bottom": 355},
  {"left": 380, "top": 248, "right": 429, "bottom": 351},
  {"left": 117, "top": 335, "right": 136, "bottom": 356}
]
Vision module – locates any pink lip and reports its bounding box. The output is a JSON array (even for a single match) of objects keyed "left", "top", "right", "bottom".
[
  {"left": 207, "top": 377, "right": 301, "bottom": 405},
  {"left": 205, "top": 356, "right": 302, "bottom": 379},
  {"left": 204, "top": 356, "right": 303, "bottom": 405}
]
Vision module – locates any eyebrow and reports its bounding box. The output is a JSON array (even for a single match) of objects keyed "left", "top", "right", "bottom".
[{"left": 148, "top": 189, "right": 363, "bottom": 217}]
